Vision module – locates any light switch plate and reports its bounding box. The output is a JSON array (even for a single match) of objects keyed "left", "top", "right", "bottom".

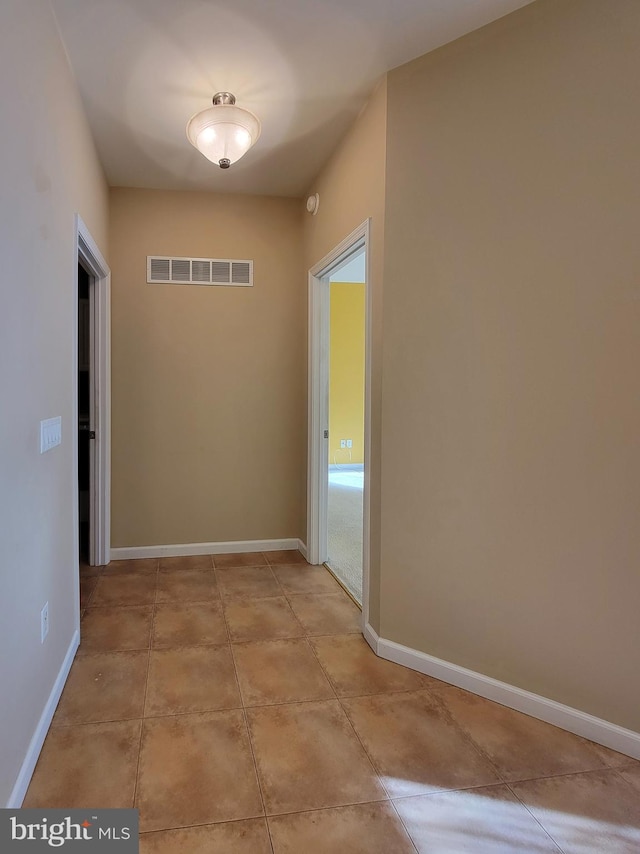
[{"left": 40, "top": 417, "right": 62, "bottom": 453}]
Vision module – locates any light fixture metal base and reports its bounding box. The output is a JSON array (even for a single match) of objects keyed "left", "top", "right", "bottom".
[{"left": 212, "top": 92, "right": 236, "bottom": 106}]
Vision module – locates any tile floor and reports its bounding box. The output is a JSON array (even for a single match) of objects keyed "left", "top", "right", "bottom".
[{"left": 26, "top": 553, "right": 640, "bottom": 853}]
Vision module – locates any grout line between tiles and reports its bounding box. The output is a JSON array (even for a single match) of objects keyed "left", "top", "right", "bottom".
[
  {"left": 237, "top": 688, "right": 429, "bottom": 711},
  {"left": 304, "top": 636, "right": 339, "bottom": 701},
  {"left": 272, "top": 564, "right": 337, "bottom": 640},
  {"left": 240, "top": 713, "right": 274, "bottom": 853},
  {"left": 611, "top": 765, "right": 640, "bottom": 797},
  {"left": 321, "top": 561, "right": 362, "bottom": 608},
  {"left": 422, "top": 688, "right": 571, "bottom": 851},
  {"left": 406, "top": 685, "right": 638, "bottom": 789},
  {"left": 272, "top": 566, "right": 356, "bottom": 639},
  {"left": 503, "top": 781, "right": 567, "bottom": 853},
  {"left": 218, "top": 589, "right": 272, "bottom": 851},
  {"left": 264, "top": 796, "right": 395, "bottom": 823},
  {"left": 425, "top": 688, "right": 511, "bottom": 783},
  {"left": 617, "top": 760, "right": 640, "bottom": 771},
  {"left": 387, "top": 799, "right": 421, "bottom": 854},
  {"left": 51, "top": 713, "right": 147, "bottom": 729},
  {"left": 130, "top": 563, "right": 158, "bottom": 809},
  {"left": 137, "top": 815, "right": 273, "bottom": 839},
  {"left": 83, "top": 578, "right": 98, "bottom": 609},
  {"left": 334, "top": 693, "right": 396, "bottom": 801},
  {"left": 506, "top": 763, "right": 640, "bottom": 787},
  {"left": 303, "top": 634, "right": 391, "bottom": 802}
]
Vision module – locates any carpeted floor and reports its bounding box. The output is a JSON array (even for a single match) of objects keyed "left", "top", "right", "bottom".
[{"left": 327, "top": 466, "right": 364, "bottom": 604}]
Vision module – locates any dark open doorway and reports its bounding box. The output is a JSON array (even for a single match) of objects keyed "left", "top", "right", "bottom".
[{"left": 77, "top": 263, "right": 91, "bottom": 562}]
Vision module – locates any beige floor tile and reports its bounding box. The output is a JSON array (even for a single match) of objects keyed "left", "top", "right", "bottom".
[
  {"left": 80, "top": 576, "right": 98, "bottom": 608},
  {"left": 158, "top": 554, "right": 214, "bottom": 571},
  {"left": 264, "top": 550, "right": 308, "bottom": 565},
  {"left": 24, "top": 720, "right": 141, "bottom": 808},
  {"left": 224, "top": 597, "right": 305, "bottom": 642},
  {"left": 433, "top": 684, "right": 612, "bottom": 782},
  {"left": 145, "top": 645, "right": 240, "bottom": 716},
  {"left": 342, "top": 691, "right": 501, "bottom": 798},
  {"left": 394, "top": 785, "right": 561, "bottom": 853},
  {"left": 79, "top": 605, "right": 153, "bottom": 653},
  {"left": 246, "top": 699, "right": 386, "bottom": 814},
  {"left": 156, "top": 569, "right": 219, "bottom": 603},
  {"left": 214, "top": 551, "right": 269, "bottom": 568},
  {"left": 136, "top": 710, "right": 263, "bottom": 832},
  {"left": 152, "top": 600, "right": 228, "bottom": 647},
  {"left": 287, "top": 593, "right": 361, "bottom": 635},
  {"left": 511, "top": 769, "right": 640, "bottom": 853},
  {"left": 268, "top": 802, "right": 415, "bottom": 854},
  {"left": 310, "top": 634, "right": 427, "bottom": 696},
  {"left": 52, "top": 650, "right": 148, "bottom": 725},
  {"left": 107, "top": 559, "right": 158, "bottom": 574},
  {"left": 232, "top": 638, "right": 335, "bottom": 706},
  {"left": 140, "top": 819, "right": 272, "bottom": 854},
  {"left": 91, "top": 573, "right": 157, "bottom": 606},
  {"left": 271, "top": 564, "right": 341, "bottom": 595},
  {"left": 216, "top": 565, "right": 281, "bottom": 599}
]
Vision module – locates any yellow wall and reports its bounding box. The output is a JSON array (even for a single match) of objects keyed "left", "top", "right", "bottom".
[
  {"left": 109, "top": 188, "right": 306, "bottom": 547},
  {"left": 329, "top": 283, "right": 366, "bottom": 465},
  {"left": 0, "top": 0, "right": 109, "bottom": 804},
  {"left": 303, "top": 78, "right": 387, "bottom": 626},
  {"left": 381, "top": 0, "right": 640, "bottom": 730}
]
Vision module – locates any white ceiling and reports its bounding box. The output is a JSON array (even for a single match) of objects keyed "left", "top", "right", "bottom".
[{"left": 51, "top": 0, "right": 534, "bottom": 198}]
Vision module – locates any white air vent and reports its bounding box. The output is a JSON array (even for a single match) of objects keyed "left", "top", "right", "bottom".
[{"left": 147, "top": 256, "right": 253, "bottom": 287}]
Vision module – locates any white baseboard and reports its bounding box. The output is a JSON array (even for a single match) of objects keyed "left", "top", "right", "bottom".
[
  {"left": 364, "top": 623, "right": 640, "bottom": 761},
  {"left": 110, "top": 538, "right": 303, "bottom": 561},
  {"left": 297, "top": 540, "right": 308, "bottom": 560},
  {"left": 7, "top": 630, "right": 80, "bottom": 808},
  {"left": 363, "top": 621, "right": 379, "bottom": 651}
]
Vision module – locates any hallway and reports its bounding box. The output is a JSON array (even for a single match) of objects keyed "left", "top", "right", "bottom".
[{"left": 23, "top": 554, "right": 640, "bottom": 851}]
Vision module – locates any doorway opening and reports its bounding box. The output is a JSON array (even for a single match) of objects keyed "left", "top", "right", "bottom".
[
  {"left": 326, "top": 251, "right": 366, "bottom": 601},
  {"left": 74, "top": 216, "right": 111, "bottom": 573},
  {"left": 77, "top": 263, "right": 91, "bottom": 562},
  {"left": 308, "top": 221, "right": 371, "bottom": 620}
]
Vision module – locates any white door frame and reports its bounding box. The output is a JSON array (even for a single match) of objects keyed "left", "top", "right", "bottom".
[
  {"left": 74, "top": 215, "right": 111, "bottom": 566},
  {"left": 307, "top": 219, "right": 372, "bottom": 627}
]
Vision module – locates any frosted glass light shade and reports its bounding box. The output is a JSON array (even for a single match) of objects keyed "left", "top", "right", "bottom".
[{"left": 186, "top": 102, "right": 261, "bottom": 168}]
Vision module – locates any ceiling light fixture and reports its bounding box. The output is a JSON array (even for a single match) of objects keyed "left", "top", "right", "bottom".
[{"left": 186, "top": 92, "right": 261, "bottom": 169}]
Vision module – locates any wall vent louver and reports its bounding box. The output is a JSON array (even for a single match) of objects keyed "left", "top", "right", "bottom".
[{"left": 147, "top": 256, "right": 253, "bottom": 287}]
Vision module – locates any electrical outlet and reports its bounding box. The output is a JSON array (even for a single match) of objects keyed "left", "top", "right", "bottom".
[
  {"left": 41, "top": 602, "right": 49, "bottom": 643},
  {"left": 346, "top": 439, "right": 353, "bottom": 448},
  {"left": 340, "top": 439, "right": 346, "bottom": 448}
]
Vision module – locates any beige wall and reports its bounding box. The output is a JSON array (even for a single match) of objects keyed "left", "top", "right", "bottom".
[
  {"left": 303, "top": 79, "right": 387, "bottom": 627},
  {"left": 109, "top": 188, "right": 305, "bottom": 547},
  {"left": 381, "top": 0, "right": 640, "bottom": 730},
  {"left": 0, "top": 0, "right": 109, "bottom": 804}
]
